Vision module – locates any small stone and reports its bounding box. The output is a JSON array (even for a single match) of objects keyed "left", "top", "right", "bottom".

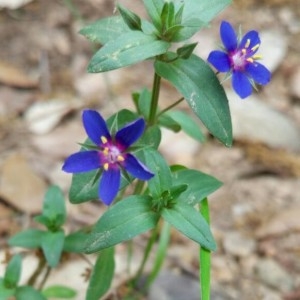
[
  {"left": 0, "top": 153, "right": 47, "bottom": 214},
  {"left": 228, "top": 91, "right": 300, "bottom": 152},
  {"left": 259, "top": 30, "right": 288, "bottom": 73},
  {"left": 290, "top": 66, "right": 300, "bottom": 99},
  {"left": 255, "top": 258, "right": 294, "bottom": 292},
  {"left": 223, "top": 231, "right": 256, "bottom": 257}
]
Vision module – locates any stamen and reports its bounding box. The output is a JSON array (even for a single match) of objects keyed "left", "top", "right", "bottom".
[
  {"left": 117, "top": 155, "right": 124, "bottom": 162},
  {"left": 251, "top": 44, "right": 260, "bottom": 52},
  {"left": 246, "top": 58, "right": 254, "bottom": 63},
  {"left": 101, "top": 136, "right": 108, "bottom": 144},
  {"left": 252, "top": 54, "right": 262, "bottom": 60},
  {"left": 241, "top": 48, "right": 246, "bottom": 55},
  {"left": 103, "top": 147, "right": 109, "bottom": 155},
  {"left": 104, "top": 163, "right": 109, "bottom": 171},
  {"left": 245, "top": 39, "right": 250, "bottom": 48}
]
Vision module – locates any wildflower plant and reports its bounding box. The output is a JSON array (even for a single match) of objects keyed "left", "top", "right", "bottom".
[{"left": 4, "top": 1, "right": 271, "bottom": 300}]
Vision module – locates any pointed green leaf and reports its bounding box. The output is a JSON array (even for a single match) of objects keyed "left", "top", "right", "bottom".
[
  {"left": 162, "top": 202, "right": 216, "bottom": 250},
  {"left": 117, "top": 4, "right": 142, "bottom": 31},
  {"left": 4, "top": 254, "right": 22, "bottom": 289},
  {"left": 0, "top": 278, "right": 15, "bottom": 299},
  {"left": 37, "top": 186, "right": 66, "bottom": 230},
  {"left": 15, "top": 286, "right": 47, "bottom": 300},
  {"left": 86, "top": 248, "right": 115, "bottom": 300},
  {"left": 143, "top": 148, "right": 172, "bottom": 198},
  {"left": 143, "top": 0, "right": 164, "bottom": 30},
  {"left": 41, "top": 230, "right": 65, "bottom": 267},
  {"left": 166, "top": 110, "right": 205, "bottom": 142},
  {"left": 176, "top": 42, "right": 198, "bottom": 59},
  {"left": 8, "top": 229, "right": 44, "bottom": 249},
  {"left": 158, "top": 114, "right": 181, "bottom": 132},
  {"left": 155, "top": 55, "right": 232, "bottom": 146},
  {"left": 85, "top": 196, "right": 159, "bottom": 253},
  {"left": 79, "top": 16, "right": 130, "bottom": 44},
  {"left": 88, "top": 31, "right": 169, "bottom": 73},
  {"left": 173, "top": 169, "right": 222, "bottom": 206},
  {"left": 42, "top": 285, "right": 76, "bottom": 299},
  {"left": 63, "top": 230, "right": 89, "bottom": 253}
]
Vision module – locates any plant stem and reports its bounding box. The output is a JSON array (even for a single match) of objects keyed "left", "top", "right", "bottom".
[
  {"left": 148, "top": 72, "right": 161, "bottom": 125},
  {"left": 132, "top": 224, "right": 159, "bottom": 286},
  {"left": 27, "top": 255, "right": 47, "bottom": 287},
  {"left": 134, "top": 180, "right": 145, "bottom": 195},
  {"left": 156, "top": 97, "right": 184, "bottom": 118},
  {"left": 199, "top": 198, "right": 211, "bottom": 300},
  {"left": 38, "top": 266, "right": 51, "bottom": 290}
]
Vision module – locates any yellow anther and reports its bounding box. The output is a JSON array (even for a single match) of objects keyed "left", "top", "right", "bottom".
[
  {"left": 246, "top": 57, "right": 254, "bottom": 63},
  {"left": 104, "top": 163, "right": 109, "bottom": 171},
  {"left": 103, "top": 147, "right": 109, "bottom": 155},
  {"left": 101, "top": 136, "right": 108, "bottom": 144},
  {"left": 245, "top": 39, "right": 251, "bottom": 48},
  {"left": 251, "top": 44, "right": 260, "bottom": 52},
  {"left": 241, "top": 48, "right": 246, "bottom": 55},
  {"left": 117, "top": 155, "right": 125, "bottom": 162},
  {"left": 253, "top": 54, "right": 262, "bottom": 60}
]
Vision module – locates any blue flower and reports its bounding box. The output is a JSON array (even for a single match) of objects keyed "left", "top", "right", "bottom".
[
  {"left": 208, "top": 21, "right": 271, "bottom": 99},
  {"left": 62, "top": 109, "right": 154, "bottom": 205}
]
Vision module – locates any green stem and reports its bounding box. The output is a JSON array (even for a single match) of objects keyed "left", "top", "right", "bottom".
[
  {"left": 156, "top": 97, "right": 184, "bottom": 118},
  {"left": 38, "top": 266, "right": 51, "bottom": 290},
  {"left": 199, "top": 198, "right": 211, "bottom": 300},
  {"left": 132, "top": 224, "right": 159, "bottom": 286},
  {"left": 148, "top": 72, "right": 161, "bottom": 125},
  {"left": 134, "top": 180, "right": 145, "bottom": 195},
  {"left": 145, "top": 221, "right": 171, "bottom": 290}
]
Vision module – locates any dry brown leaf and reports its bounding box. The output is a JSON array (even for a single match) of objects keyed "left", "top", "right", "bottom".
[{"left": 0, "top": 61, "right": 38, "bottom": 88}]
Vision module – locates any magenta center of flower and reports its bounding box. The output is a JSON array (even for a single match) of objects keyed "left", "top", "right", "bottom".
[
  {"left": 229, "top": 39, "right": 261, "bottom": 71},
  {"left": 100, "top": 136, "right": 124, "bottom": 170}
]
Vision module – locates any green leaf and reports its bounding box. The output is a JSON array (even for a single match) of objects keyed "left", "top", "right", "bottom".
[
  {"left": 143, "top": 148, "right": 172, "bottom": 199},
  {"left": 132, "top": 88, "right": 152, "bottom": 119},
  {"left": 166, "top": 110, "right": 205, "bottom": 142},
  {"left": 161, "top": 1, "right": 175, "bottom": 31},
  {"left": 162, "top": 202, "right": 216, "bottom": 251},
  {"left": 35, "top": 186, "right": 66, "bottom": 230},
  {"left": 155, "top": 55, "right": 232, "bottom": 146},
  {"left": 137, "top": 125, "right": 161, "bottom": 150},
  {"left": 15, "top": 286, "right": 47, "bottom": 300},
  {"left": 8, "top": 229, "right": 44, "bottom": 249},
  {"left": 69, "top": 170, "right": 99, "bottom": 204},
  {"left": 176, "top": 42, "right": 198, "bottom": 59},
  {"left": 88, "top": 31, "right": 169, "bottom": 73},
  {"left": 143, "top": 0, "right": 164, "bottom": 30},
  {"left": 173, "top": 169, "right": 222, "bottom": 206},
  {"left": 79, "top": 16, "right": 130, "bottom": 44},
  {"left": 41, "top": 230, "right": 65, "bottom": 267},
  {"left": 4, "top": 254, "right": 22, "bottom": 289},
  {"left": 180, "top": 0, "right": 231, "bottom": 24},
  {"left": 0, "top": 278, "right": 15, "bottom": 300},
  {"left": 158, "top": 114, "right": 181, "bottom": 132},
  {"left": 85, "top": 196, "right": 159, "bottom": 253},
  {"left": 117, "top": 4, "right": 142, "bottom": 31},
  {"left": 42, "top": 285, "right": 76, "bottom": 299},
  {"left": 63, "top": 230, "right": 89, "bottom": 253},
  {"left": 86, "top": 248, "right": 115, "bottom": 300}
]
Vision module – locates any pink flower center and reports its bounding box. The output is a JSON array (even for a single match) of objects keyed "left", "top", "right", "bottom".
[
  {"left": 100, "top": 136, "right": 124, "bottom": 170},
  {"left": 229, "top": 39, "right": 261, "bottom": 71}
]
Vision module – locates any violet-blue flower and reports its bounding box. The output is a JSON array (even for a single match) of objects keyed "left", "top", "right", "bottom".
[
  {"left": 62, "top": 109, "right": 154, "bottom": 205},
  {"left": 208, "top": 20, "right": 271, "bottom": 99}
]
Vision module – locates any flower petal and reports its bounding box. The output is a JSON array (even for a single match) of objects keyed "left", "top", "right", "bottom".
[
  {"left": 232, "top": 71, "right": 252, "bottom": 99},
  {"left": 99, "top": 168, "right": 121, "bottom": 205},
  {"left": 62, "top": 151, "right": 101, "bottom": 173},
  {"left": 207, "top": 50, "right": 231, "bottom": 72},
  {"left": 240, "top": 30, "right": 260, "bottom": 53},
  {"left": 124, "top": 154, "right": 154, "bottom": 180},
  {"left": 246, "top": 62, "right": 271, "bottom": 85},
  {"left": 115, "top": 118, "right": 145, "bottom": 150},
  {"left": 82, "top": 110, "right": 111, "bottom": 146},
  {"left": 220, "top": 21, "right": 237, "bottom": 52}
]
